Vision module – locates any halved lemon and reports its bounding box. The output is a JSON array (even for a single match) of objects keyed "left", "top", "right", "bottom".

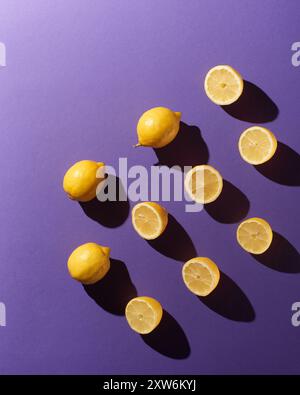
[
  {"left": 237, "top": 217, "right": 273, "bottom": 254},
  {"left": 182, "top": 257, "right": 220, "bottom": 297},
  {"left": 131, "top": 202, "right": 168, "bottom": 240},
  {"left": 238, "top": 126, "right": 277, "bottom": 165},
  {"left": 204, "top": 65, "right": 244, "bottom": 105},
  {"left": 125, "top": 296, "right": 163, "bottom": 334},
  {"left": 184, "top": 165, "right": 223, "bottom": 204}
]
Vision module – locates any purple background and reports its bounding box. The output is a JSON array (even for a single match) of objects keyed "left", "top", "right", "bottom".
[{"left": 0, "top": 0, "right": 299, "bottom": 374}]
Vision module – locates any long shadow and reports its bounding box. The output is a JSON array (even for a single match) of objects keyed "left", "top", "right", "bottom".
[
  {"left": 147, "top": 214, "right": 197, "bottom": 261},
  {"left": 255, "top": 142, "right": 300, "bottom": 186},
  {"left": 141, "top": 310, "right": 190, "bottom": 359},
  {"left": 251, "top": 231, "right": 300, "bottom": 273},
  {"left": 222, "top": 81, "right": 278, "bottom": 123},
  {"left": 205, "top": 180, "right": 250, "bottom": 223},
  {"left": 154, "top": 122, "right": 209, "bottom": 169},
  {"left": 199, "top": 272, "right": 255, "bottom": 322},
  {"left": 79, "top": 175, "right": 130, "bottom": 227},
  {"left": 83, "top": 259, "right": 137, "bottom": 315}
]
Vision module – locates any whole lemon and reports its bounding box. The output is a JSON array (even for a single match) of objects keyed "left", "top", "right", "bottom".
[
  {"left": 67, "top": 242, "right": 110, "bottom": 284},
  {"left": 63, "top": 160, "right": 105, "bottom": 202},
  {"left": 136, "top": 107, "right": 181, "bottom": 148}
]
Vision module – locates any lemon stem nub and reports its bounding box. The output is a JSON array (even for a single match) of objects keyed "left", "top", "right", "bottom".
[
  {"left": 133, "top": 143, "right": 142, "bottom": 148},
  {"left": 101, "top": 246, "right": 111, "bottom": 256}
]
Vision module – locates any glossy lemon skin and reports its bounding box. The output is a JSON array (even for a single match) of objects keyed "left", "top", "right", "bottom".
[
  {"left": 67, "top": 242, "right": 110, "bottom": 284},
  {"left": 63, "top": 160, "right": 105, "bottom": 202},
  {"left": 137, "top": 107, "right": 181, "bottom": 148}
]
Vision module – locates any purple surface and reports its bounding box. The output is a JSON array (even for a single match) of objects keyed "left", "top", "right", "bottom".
[{"left": 0, "top": 0, "right": 299, "bottom": 374}]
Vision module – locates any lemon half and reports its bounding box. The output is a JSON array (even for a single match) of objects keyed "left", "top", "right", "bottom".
[
  {"left": 204, "top": 65, "right": 244, "bottom": 105},
  {"left": 185, "top": 165, "right": 223, "bottom": 204},
  {"left": 182, "top": 257, "right": 220, "bottom": 297},
  {"left": 125, "top": 296, "right": 163, "bottom": 334},
  {"left": 132, "top": 202, "right": 168, "bottom": 240},
  {"left": 239, "top": 126, "right": 277, "bottom": 165},
  {"left": 237, "top": 217, "right": 273, "bottom": 254}
]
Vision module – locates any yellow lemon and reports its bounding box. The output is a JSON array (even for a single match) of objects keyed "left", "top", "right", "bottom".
[
  {"left": 237, "top": 217, "right": 273, "bottom": 254},
  {"left": 132, "top": 202, "right": 168, "bottom": 240},
  {"left": 238, "top": 126, "right": 278, "bottom": 165},
  {"left": 184, "top": 165, "right": 223, "bottom": 204},
  {"left": 67, "top": 242, "right": 110, "bottom": 284},
  {"left": 204, "top": 65, "right": 244, "bottom": 105},
  {"left": 63, "top": 160, "right": 105, "bottom": 202},
  {"left": 135, "top": 107, "right": 181, "bottom": 148},
  {"left": 125, "top": 296, "right": 163, "bottom": 334},
  {"left": 182, "top": 257, "right": 220, "bottom": 297}
]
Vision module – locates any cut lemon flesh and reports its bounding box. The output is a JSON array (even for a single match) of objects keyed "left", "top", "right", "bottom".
[
  {"left": 239, "top": 126, "right": 277, "bottom": 165},
  {"left": 184, "top": 165, "right": 223, "bottom": 204},
  {"left": 132, "top": 202, "right": 168, "bottom": 240},
  {"left": 204, "top": 65, "right": 244, "bottom": 105},
  {"left": 237, "top": 217, "right": 273, "bottom": 254},
  {"left": 182, "top": 257, "right": 220, "bottom": 297},
  {"left": 125, "top": 296, "right": 163, "bottom": 334}
]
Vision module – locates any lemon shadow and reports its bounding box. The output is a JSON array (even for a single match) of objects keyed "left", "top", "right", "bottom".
[
  {"left": 141, "top": 310, "right": 190, "bottom": 359},
  {"left": 251, "top": 231, "right": 300, "bottom": 273},
  {"left": 83, "top": 258, "right": 137, "bottom": 315},
  {"left": 154, "top": 122, "right": 209, "bottom": 169},
  {"left": 199, "top": 272, "right": 255, "bottom": 322}
]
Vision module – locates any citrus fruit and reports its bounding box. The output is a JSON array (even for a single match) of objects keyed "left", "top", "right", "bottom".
[
  {"left": 182, "top": 257, "right": 220, "bottom": 297},
  {"left": 67, "top": 242, "right": 110, "bottom": 284},
  {"left": 204, "top": 65, "right": 244, "bottom": 105},
  {"left": 184, "top": 164, "right": 223, "bottom": 204},
  {"left": 131, "top": 202, "right": 168, "bottom": 240},
  {"left": 125, "top": 296, "right": 163, "bottom": 334},
  {"left": 238, "top": 126, "right": 278, "bottom": 165},
  {"left": 135, "top": 107, "right": 181, "bottom": 148},
  {"left": 63, "top": 160, "right": 105, "bottom": 202},
  {"left": 236, "top": 217, "right": 273, "bottom": 254}
]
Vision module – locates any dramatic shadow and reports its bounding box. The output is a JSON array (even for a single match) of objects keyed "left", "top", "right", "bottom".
[
  {"left": 147, "top": 214, "right": 197, "bottom": 261},
  {"left": 141, "top": 310, "right": 190, "bottom": 359},
  {"left": 79, "top": 175, "right": 130, "bottom": 228},
  {"left": 251, "top": 231, "right": 300, "bottom": 273},
  {"left": 255, "top": 142, "right": 300, "bottom": 186},
  {"left": 154, "top": 122, "right": 209, "bottom": 169},
  {"left": 199, "top": 272, "right": 255, "bottom": 322},
  {"left": 205, "top": 180, "right": 250, "bottom": 223},
  {"left": 83, "top": 259, "right": 137, "bottom": 315},
  {"left": 222, "top": 81, "right": 278, "bottom": 123}
]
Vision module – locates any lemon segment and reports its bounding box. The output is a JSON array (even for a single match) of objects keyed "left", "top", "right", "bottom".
[
  {"left": 125, "top": 296, "right": 163, "bottom": 334},
  {"left": 238, "top": 126, "right": 277, "bottom": 165},
  {"left": 204, "top": 65, "right": 244, "bottom": 105},
  {"left": 67, "top": 242, "right": 110, "bottom": 284},
  {"left": 132, "top": 202, "right": 168, "bottom": 240},
  {"left": 184, "top": 165, "right": 223, "bottom": 204},
  {"left": 136, "top": 107, "right": 181, "bottom": 148},
  {"left": 63, "top": 160, "right": 105, "bottom": 202},
  {"left": 237, "top": 217, "right": 273, "bottom": 254},
  {"left": 182, "top": 257, "right": 220, "bottom": 297}
]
